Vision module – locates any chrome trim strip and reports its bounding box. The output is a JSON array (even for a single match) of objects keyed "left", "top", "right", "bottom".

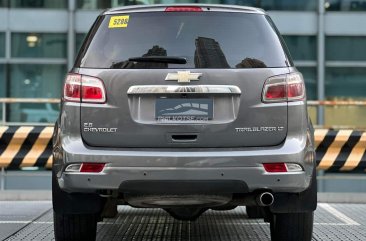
[{"left": 127, "top": 85, "right": 241, "bottom": 94}]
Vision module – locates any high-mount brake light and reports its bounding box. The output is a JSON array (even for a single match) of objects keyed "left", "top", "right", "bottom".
[
  {"left": 262, "top": 73, "right": 305, "bottom": 103},
  {"left": 165, "top": 6, "right": 203, "bottom": 12},
  {"left": 63, "top": 74, "right": 106, "bottom": 103}
]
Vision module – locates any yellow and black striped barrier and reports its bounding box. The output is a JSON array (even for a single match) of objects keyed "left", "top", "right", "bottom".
[
  {"left": 0, "top": 126, "right": 366, "bottom": 171},
  {"left": 0, "top": 126, "right": 53, "bottom": 169},
  {"left": 315, "top": 129, "right": 366, "bottom": 172}
]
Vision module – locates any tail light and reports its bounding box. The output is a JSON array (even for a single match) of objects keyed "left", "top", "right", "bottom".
[
  {"left": 165, "top": 6, "right": 203, "bottom": 12},
  {"left": 262, "top": 72, "right": 305, "bottom": 103},
  {"left": 63, "top": 74, "right": 106, "bottom": 103},
  {"left": 64, "top": 74, "right": 81, "bottom": 102}
]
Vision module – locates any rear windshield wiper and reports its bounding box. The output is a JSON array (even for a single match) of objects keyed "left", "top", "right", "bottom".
[{"left": 128, "top": 56, "right": 187, "bottom": 64}]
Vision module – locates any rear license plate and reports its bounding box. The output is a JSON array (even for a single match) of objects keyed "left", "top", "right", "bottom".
[{"left": 156, "top": 98, "right": 213, "bottom": 121}]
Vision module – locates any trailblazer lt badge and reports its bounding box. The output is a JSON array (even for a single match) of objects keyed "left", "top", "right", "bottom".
[
  {"left": 165, "top": 71, "right": 202, "bottom": 83},
  {"left": 235, "top": 126, "right": 285, "bottom": 133}
]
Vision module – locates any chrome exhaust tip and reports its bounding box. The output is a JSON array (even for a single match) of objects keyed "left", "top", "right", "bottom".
[{"left": 256, "top": 192, "right": 274, "bottom": 206}]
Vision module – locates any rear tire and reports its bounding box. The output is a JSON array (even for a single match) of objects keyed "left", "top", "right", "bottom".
[
  {"left": 54, "top": 212, "right": 97, "bottom": 241},
  {"left": 246, "top": 206, "right": 263, "bottom": 219},
  {"left": 270, "top": 211, "right": 314, "bottom": 241},
  {"left": 52, "top": 171, "right": 102, "bottom": 241}
]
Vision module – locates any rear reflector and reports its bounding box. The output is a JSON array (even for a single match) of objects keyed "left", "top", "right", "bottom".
[
  {"left": 63, "top": 74, "right": 106, "bottom": 103},
  {"left": 263, "top": 163, "right": 303, "bottom": 173},
  {"left": 80, "top": 163, "right": 105, "bottom": 173},
  {"left": 165, "top": 6, "right": 203, "bottom": 12},
  {"left": 263, "top": 163, "right": 287, "bottom": 172}
]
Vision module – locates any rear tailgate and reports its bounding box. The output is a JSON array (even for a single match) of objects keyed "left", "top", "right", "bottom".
[{"left": 79, "top": 68, "right": 288, "bottom": 148}]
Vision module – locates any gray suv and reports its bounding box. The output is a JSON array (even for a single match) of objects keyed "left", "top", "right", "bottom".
[{"left": 52, "top": 4, "right": 317, "bottom": 241}]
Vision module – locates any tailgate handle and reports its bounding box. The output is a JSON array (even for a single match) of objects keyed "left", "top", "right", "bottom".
[{"left": 171, "top": 134, "right": 197, "bottom": 142}]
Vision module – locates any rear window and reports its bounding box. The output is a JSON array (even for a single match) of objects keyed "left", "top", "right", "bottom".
[{"left": 78, "top": 12, "right": 289, "bottom": 69}]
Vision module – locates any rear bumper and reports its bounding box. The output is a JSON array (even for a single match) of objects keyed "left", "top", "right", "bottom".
[
  {"left": 55, "top": 133, "right": 315, "bottom": 194},
  {"left": 59, "top": 166, "right": 309, "bottom": 193}
]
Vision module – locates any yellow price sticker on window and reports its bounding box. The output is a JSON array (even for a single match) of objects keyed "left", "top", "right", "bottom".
[{"left": 109, "top": 16, "right": 129, "bottom": 28}]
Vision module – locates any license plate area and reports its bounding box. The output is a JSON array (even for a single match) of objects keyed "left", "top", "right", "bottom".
[{"left": 155, "top": 98, "right": 213, "bottom": 122}]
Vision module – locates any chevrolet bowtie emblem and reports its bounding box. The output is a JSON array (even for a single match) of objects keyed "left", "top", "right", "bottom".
[{"left": 165, "top": 71, "right": 202, "bottom": 83}]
